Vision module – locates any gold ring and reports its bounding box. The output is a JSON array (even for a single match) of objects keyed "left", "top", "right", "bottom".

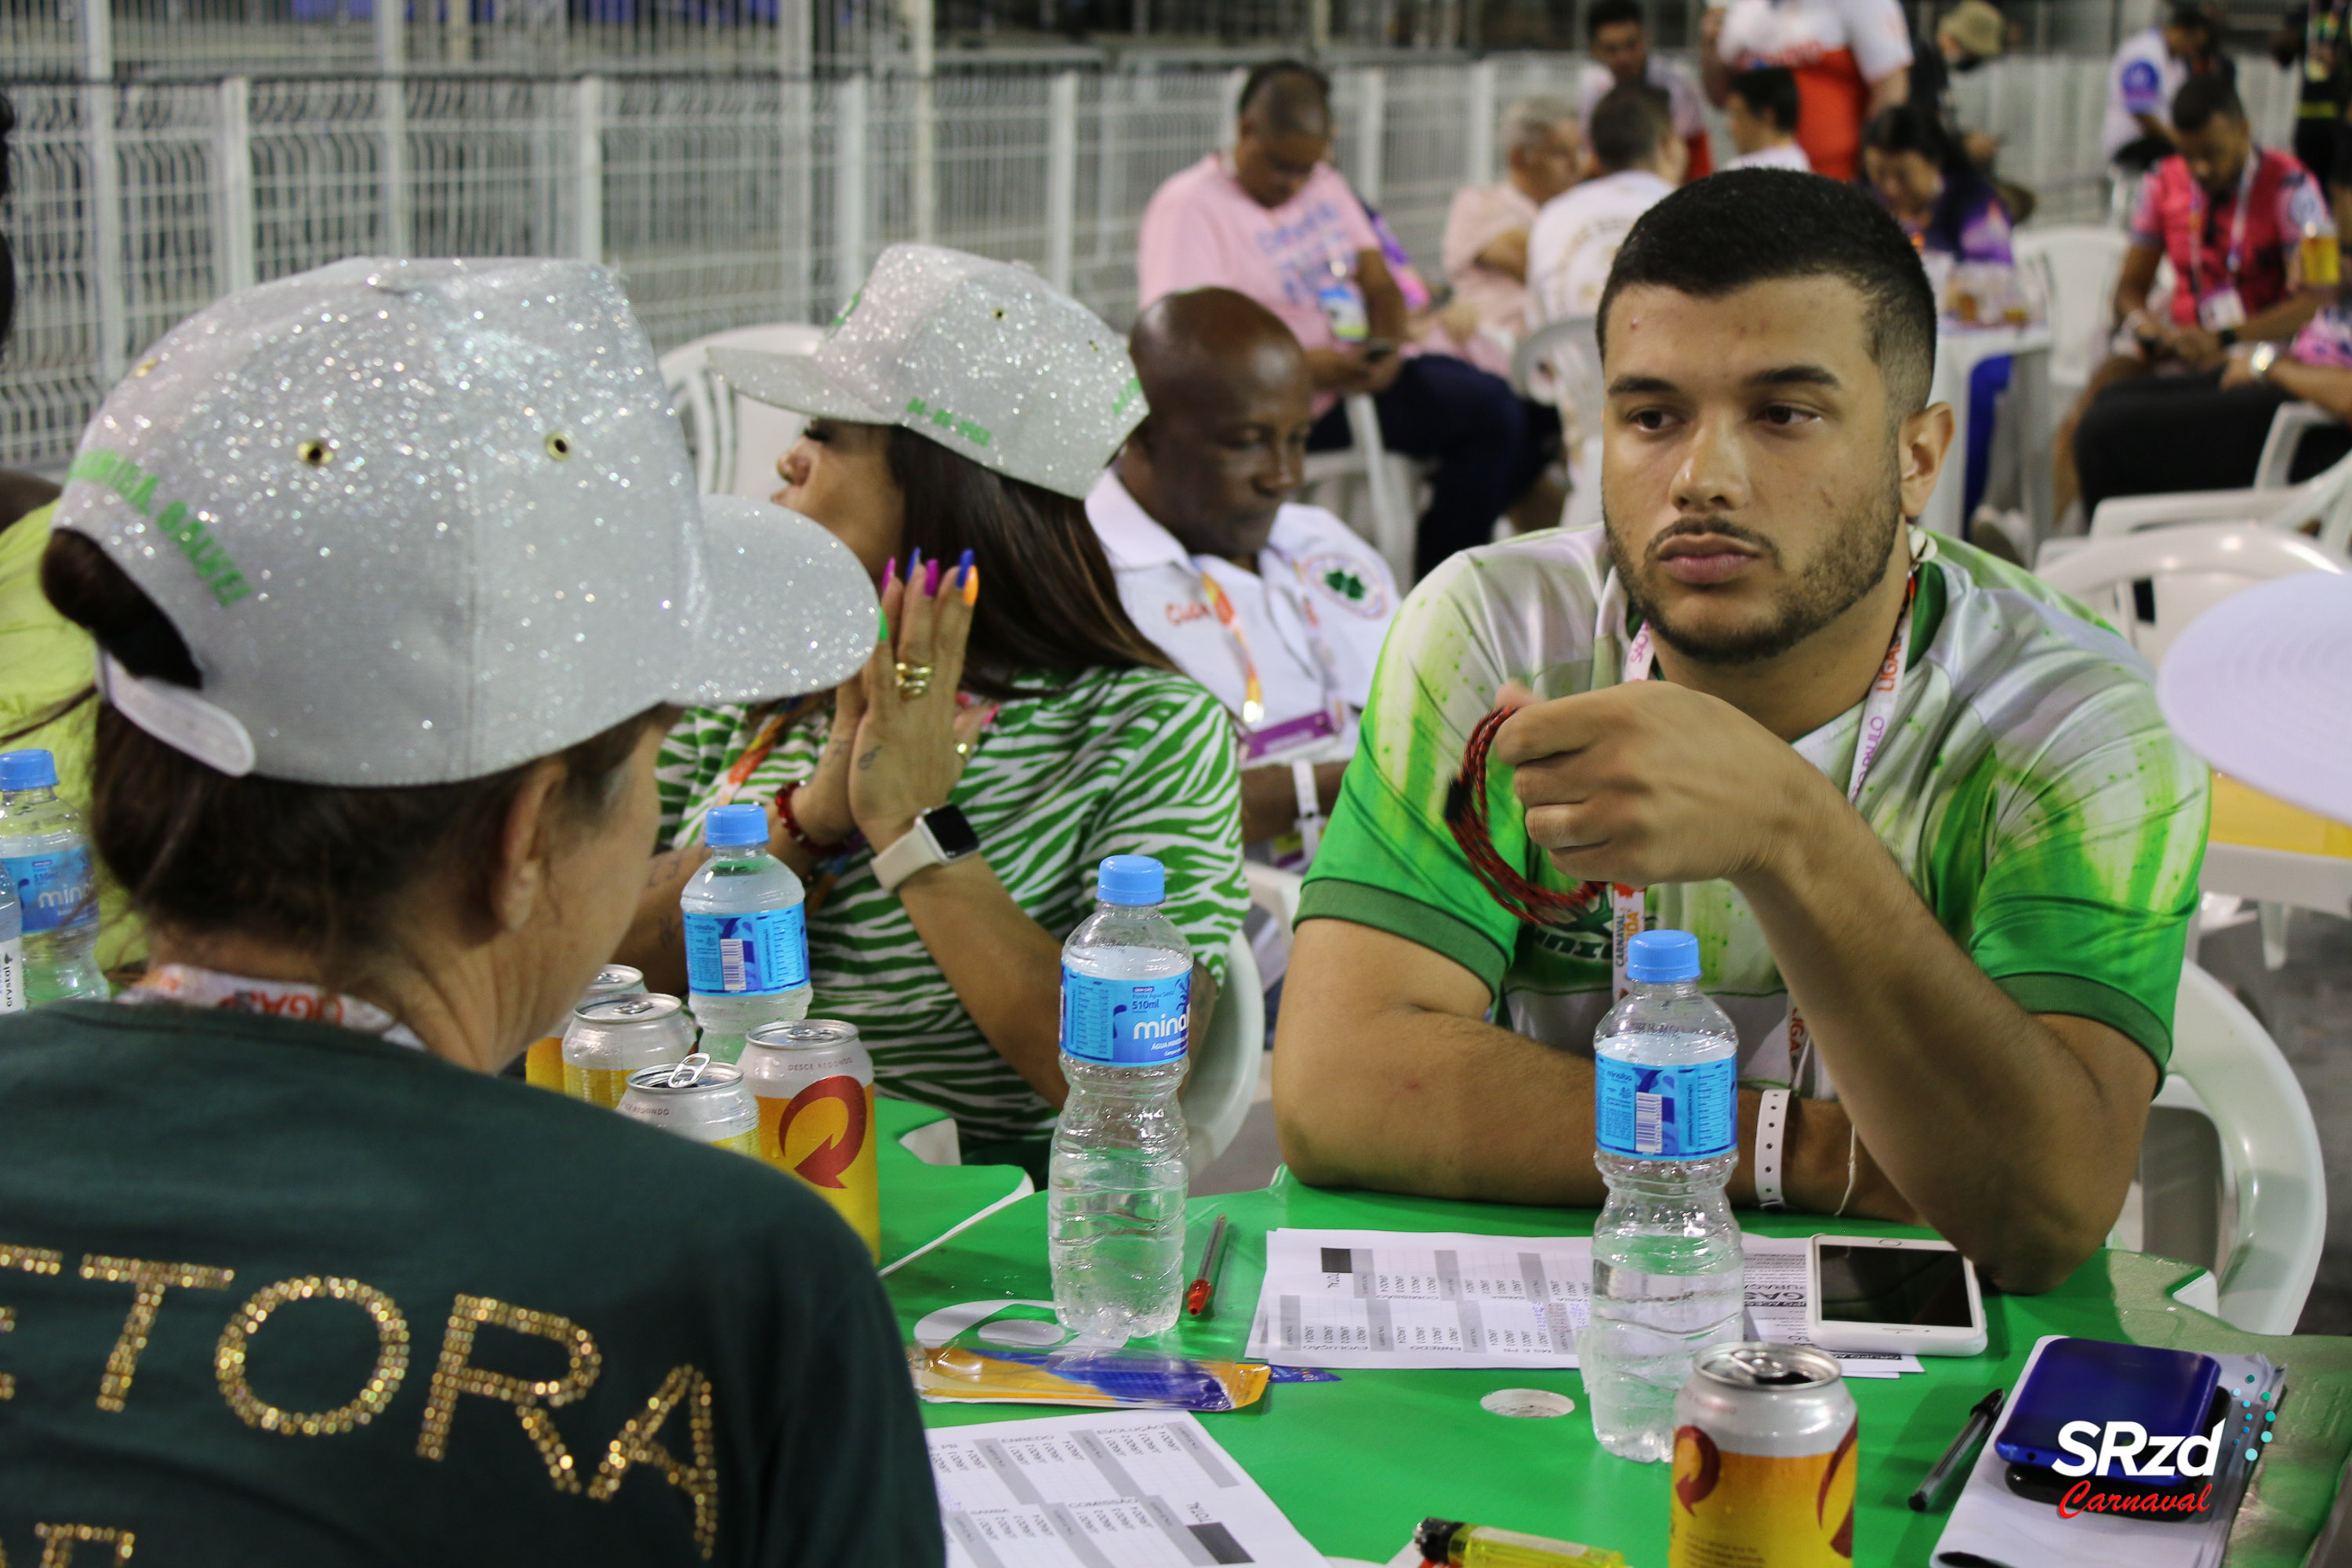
[{"left": 894, "top": 661, "right": 934, "bottom": 699}]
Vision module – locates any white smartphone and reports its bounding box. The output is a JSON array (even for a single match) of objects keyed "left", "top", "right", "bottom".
[{"left": 1804, "top": 1234, "right": 1987, "bottom": 1357}]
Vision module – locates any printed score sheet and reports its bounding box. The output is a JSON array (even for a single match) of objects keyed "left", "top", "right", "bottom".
[
  {"left": 1243, "top": 1228, "right": 1922, "bottom": 1376},
  {"left": 931, "top": 1409, "right": 1327, "bottom": 1568}
]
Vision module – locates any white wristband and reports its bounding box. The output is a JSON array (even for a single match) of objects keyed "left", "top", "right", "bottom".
[{"left": 1753, "top": 1087, "right": 1792, "bottom": 1210}]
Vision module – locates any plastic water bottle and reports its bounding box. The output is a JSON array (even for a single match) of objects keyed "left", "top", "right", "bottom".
[
  {"left": 681, "top": 803, "right": 810, "bottom": 1065},
  {"left": 1049, "top": 854, "right": 1193, "bottom": 1342},
  {"left": 0, "top": 750, "right": 107, "bottom": 1006},
  {"left": 0, "top": 875, "right": 24, "bottom": 1017},
  {"left": 1581, "top": 928, "right": 1744, "bottom": 1463}
]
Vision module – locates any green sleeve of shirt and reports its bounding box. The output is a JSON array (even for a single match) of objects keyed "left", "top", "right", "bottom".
[
  {"left": 1299, "top": 558, "right": 1534, "bottom": 1000},
  {"left": 655, "top": 704, "right": 752, "bottom": 851},
  {"left": 1076, "top": 676, "right": 1250, "bottom": 991},
  {"left": 1935, "top": 676, "right": 2211, "bottom": 1072}
]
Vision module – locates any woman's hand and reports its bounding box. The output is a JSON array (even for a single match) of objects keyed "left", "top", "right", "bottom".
[
  {"left": 786, "top": 673, "right": 866, "bottom": 848},
  {"left": 848, "top": 555, "right": 992, "bottom": 851}
]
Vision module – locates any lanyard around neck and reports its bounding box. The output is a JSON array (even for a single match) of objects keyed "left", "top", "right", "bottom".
[
  {"left": 1197, "top": 571, "right": 1266, "bottom": 728},
  {"left": 2191, "top": 153, "right": 2260, "bottom": 294},
  {"left": 120, "top": 963, "right": 428, "bottom": 1051},
  {"left": 1608, "top": 567, "right": 1920, "bottom": 1000}
]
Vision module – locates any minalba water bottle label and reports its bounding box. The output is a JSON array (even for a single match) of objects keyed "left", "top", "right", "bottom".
[
  {"left": 684, "top": 907, "right": 808, "bottom": 996},
  {"left": 1596, "top": 1058, "right": 1737, "bottom": 1159},
  {"left": 1060, "top": 966, "right": 1190, "bottom": 1065},
  {"left": 5, "top": 848, "right": 91, "bottom": 935}
]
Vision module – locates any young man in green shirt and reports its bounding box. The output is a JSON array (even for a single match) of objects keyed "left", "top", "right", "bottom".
[{"left": 1276, "top": 170, "right": 2209, "bottom": 1294}]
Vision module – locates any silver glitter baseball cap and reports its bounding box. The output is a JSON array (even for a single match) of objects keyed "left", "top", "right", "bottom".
[
  {"left": 53, "top": 256, "right": 877, "bottom": 786},
  {"left": 709, "top": 243, "right": 1146, "bottom": 500}
]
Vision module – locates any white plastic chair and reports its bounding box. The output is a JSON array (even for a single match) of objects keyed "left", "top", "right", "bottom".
[
  {"left": 1300, "top": 394, "right": 1420, "bottom": 586},
  {"left": 2110, "top": 963, "right": 2326, "bottom": 1336},
  {"left": 2034, "top": 521, "right": 2347, "bottom": 668},
  {"left": 1180, "top": 933, "right": 1264, "bottom": 1172},
  {"left": 2084, "top": 405, "right": 2352, "bottom": 554},
  {"left": 1512, "top": 315, "right": 1602, "bottom": 532},
  {"left": 656, "top": 323, "right": 826, "bottom": 498},
  {"left": 2013, "top": 226, "right": 2130, "bottom": 412}
]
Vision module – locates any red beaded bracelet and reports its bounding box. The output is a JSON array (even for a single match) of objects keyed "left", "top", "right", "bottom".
[{"left": 774, "top": 782, "right": 850, "bottom": 854}]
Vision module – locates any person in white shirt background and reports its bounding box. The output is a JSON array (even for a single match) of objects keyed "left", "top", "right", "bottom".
[
  {"left": 1529, "top": 85, "right": 1685, "bottom": 325},
  {"left": 1087, "top": 287, "right": 1397, "bottom": 871},
  {"left": 1702, "top": 0, "right": 1912, "bottom": 183},
  {"left": 1578, "top": 0, "right": 1716, "bottom": 180},
  {"left": 2104, "top": 3, "right": 2224, "bottom": 175},
  {"left": 1725, "top": 65, "right": 1814, "bottom": 170}
]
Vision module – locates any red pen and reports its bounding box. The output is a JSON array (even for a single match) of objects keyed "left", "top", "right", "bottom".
[{"left": 1185, "top": 1214, "right": 1232, "bottom": 1319}]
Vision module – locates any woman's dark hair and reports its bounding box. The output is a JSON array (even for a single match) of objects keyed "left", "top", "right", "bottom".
[
  {"left": 39, "top": 528, "right": 665, "bottom": 978},
  {"left": 1599, "top": 169, "right": 1936, "bottom": 414},
  {"left": 1864, "top": 103, "right": 2008, "bottom": 267},
  {"left": 1728, "top": 66, "right": 1800, "bottom": 136},
  {"left": 885, "top": 428, "right": 1175, "bottom": 702}
]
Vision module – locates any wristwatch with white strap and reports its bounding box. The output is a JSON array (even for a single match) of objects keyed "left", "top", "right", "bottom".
[{"left": 872, "top": 804, "right": 982, "bottom": 894}]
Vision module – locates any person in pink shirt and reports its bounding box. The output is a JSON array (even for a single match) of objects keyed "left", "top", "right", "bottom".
[{"left": 1138, "top": 60, "right": 1551, "bottom": 579}]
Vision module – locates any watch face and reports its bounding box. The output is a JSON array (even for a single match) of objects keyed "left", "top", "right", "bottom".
[{"left": 924, "top": 804, "right": 982, "bottom": 859}]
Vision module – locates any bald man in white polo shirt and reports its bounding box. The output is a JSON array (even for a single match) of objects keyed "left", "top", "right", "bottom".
[{"left": 1087, "top": 288, "right": 1397, "bottom": 867}]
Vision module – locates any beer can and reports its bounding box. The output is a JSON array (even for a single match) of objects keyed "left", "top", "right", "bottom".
[
  {"left": 739, "top": 1019, "right": 880, "bottom": 1261},
  {"left": 616, "top": 1058, "right": 760, "bottom": 1157},
  {"left": 561, "top": 992, "right": 696, "bottom": 1109},
  {"left": 528, "top": 965, "right": 648, "bottom": 1091},
  {"left": 1669, "top": 1343, "right": 1857, "bottom": 1568}
]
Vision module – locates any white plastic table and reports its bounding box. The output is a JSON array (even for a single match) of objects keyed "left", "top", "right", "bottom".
[{"left": 1923, "top": 323, "right": 2054, "bottom": 543}]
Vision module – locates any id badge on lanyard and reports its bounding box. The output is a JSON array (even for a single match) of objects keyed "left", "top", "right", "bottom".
[
  {"left": 2198, "top": 286, "right": 2248, "bottom": 331},
  {"left": 1606, "top": 568, "right": 1919, "bottom": 1097}
]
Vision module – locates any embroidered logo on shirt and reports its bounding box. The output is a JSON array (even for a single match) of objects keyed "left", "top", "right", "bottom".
[{"left": 1301, "top": 553, "right": 1388, "bottom": 618}]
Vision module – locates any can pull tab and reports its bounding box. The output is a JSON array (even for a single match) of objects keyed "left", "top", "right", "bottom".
[{"left": 665, "top": 1052, "right": 711, "bottom": 1087}]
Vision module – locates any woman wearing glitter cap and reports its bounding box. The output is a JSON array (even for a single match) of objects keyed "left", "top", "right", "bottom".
[
  {"left": 0, "top": 258, "right": 942, "bottom": 1563},
  {"left": 622, "top": 245, "right": 1248, "bottom": 1182}
]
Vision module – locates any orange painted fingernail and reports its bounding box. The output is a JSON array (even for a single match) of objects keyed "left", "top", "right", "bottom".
[{"left": 962, "top": 564, "right": 981, "bottom": 607}]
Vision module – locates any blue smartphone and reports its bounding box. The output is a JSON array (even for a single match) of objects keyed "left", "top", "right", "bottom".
[{"left": 1993, "top": 1339, "right": 2220, "bottom": 1472}]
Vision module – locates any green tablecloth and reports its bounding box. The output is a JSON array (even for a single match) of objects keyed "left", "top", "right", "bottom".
[
  {"left": 875, "top": 1096, "right": 1032, "bottom": 1274},
  {"left": 883, "top": 1168, "right": 2352, "bottom": 1566}
]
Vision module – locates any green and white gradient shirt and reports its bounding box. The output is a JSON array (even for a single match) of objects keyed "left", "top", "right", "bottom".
[
  {"left": 1300, "top": 526, "right": 2210, "bottom": 1090},
  {"left": 659, "top": 667, "right": 1250, "bottom": 1144}
]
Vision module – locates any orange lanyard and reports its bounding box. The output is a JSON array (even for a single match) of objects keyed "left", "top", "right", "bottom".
[
  {"left": 1197, "top": 572, "right": 1266, "bottom": 728},
  {"left": 711, "top": 706, "right": 788, "bottom": 808}
]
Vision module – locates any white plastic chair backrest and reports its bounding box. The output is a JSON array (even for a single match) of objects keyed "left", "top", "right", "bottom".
[
  {"left": 1243, "top": 862, "right": 1303, "bottom": 931},
  {"left": 2013, "top": 227, "right": 2130, "bottom": 390},
  {"left": 1512, "top": 317, "right": 1605, "bottom": 532},
  {"left": 2033, "top": 521, "right": 2347, "bottom": 666},
  {"left": 2150, "top": 964, "right": 2325, "bottom": 1335},
  {"left": 656, "top": 323, "right": 825, "bottom": 499},
  {"left": 1181, "top": 934, "right": 1264, "bottom": 1171}
]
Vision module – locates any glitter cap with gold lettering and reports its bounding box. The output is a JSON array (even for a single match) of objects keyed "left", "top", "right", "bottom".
[
  {"left": 52, "top": 256, "right": 877, "bottom": 786},
  {"left": 711, "top": 243, "right": 1146, "bottom": 500}
]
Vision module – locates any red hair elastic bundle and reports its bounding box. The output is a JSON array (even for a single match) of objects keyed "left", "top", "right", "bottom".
[{"left": 1443, "top": 706, "right": 1606, "bottom": 928}]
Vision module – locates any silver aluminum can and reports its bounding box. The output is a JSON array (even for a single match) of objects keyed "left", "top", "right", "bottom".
[
  {"left": 561, "top": 992, "right": 698, "bottom": 1109},
  {"left": 584, "top": 964, "right": 647, "bottom": 1004},
  {"left": 1669, "top": 1343, "right": 1858, "bottom": 1567},
  {"left": 616, "top": 1061, "right": 760, "bottom": 1156},
  {"left": 739, "top": 1019, "right": 874, "bottom": 1098}
]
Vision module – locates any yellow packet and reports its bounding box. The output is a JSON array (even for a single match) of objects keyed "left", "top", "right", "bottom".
[{"left": 909, "top": 1344, "right": 1271, "bottom": 1411}]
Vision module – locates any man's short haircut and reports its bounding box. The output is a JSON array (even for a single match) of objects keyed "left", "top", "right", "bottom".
[
  {"left": 1501, "top": 95, "right": 1580, "bottom": 156},
  {"left": 2165, "top": 2, "right": 2215, "bottom": 38},
  {"left": 1589, "top": 82, "right": 1672, "bottom": 172},
  {"left": 2171, "top": 74, "right": 2245, "bottom": 134},
  {"left": 1728, "top": 66, "right": 1799, "bottom": 134},
  {"left": 1587, "top": 0, "right": 1645, "bottom": 36},
  {"left": 1238, "top": 59, "right": 1331, "bottom": 135},
  {"left": 1597, "top": 169, "right": 1937, "bottom": 415}
]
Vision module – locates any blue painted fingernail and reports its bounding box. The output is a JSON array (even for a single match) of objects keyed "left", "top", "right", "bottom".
[
  {"left": 909, "top": 546, "right": 924, "bottom": 574},
  {"left": 956, "top": 547, "right": 975, "bottom": 583}
]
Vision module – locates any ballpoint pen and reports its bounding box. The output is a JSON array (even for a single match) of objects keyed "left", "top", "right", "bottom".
[
  {"left": 1185, "top": 1214, "right": 1232, "bottom": 1318},
  {"left": 1911, "top": 1387, "right": 2007, "bottom": 1512}
]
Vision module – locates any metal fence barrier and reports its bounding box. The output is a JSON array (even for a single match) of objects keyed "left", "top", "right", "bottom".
[{"left": 0, "top": 52, "right": 2299, "bottom": 470}]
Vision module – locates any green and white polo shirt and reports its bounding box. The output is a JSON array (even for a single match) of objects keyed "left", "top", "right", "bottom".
[
  {"left": 1300, "top": 525, "right": 2210, "bottom": 1090},
  {"left": 659, "top": 666, "right": 1250, "bottom": 1144}
]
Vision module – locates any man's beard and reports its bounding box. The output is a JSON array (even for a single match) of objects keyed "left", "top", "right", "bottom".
[{"left": 1605, "top": 454, "right": 1904, "bottom": 666}]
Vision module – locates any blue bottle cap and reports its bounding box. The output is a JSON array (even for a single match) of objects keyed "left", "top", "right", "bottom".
[
  {"left": 1097, "top": 854, "right": 1166, "bottom": 906},
  {"left": 0, "top": 750, "right": 57, "bottom": 791},
  {"left": 703, "top": 803, "right": 769, "bottom": 849},
  {"left": 1626, "top": 928, "right": 1700, "bottom": 983}
]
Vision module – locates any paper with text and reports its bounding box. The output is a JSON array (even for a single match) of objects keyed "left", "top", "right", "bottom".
[
  {"left": 931, "top": 1410, "right": 1328, "bottom": 1568},
  {"left": 1242, "top": 1229, "right": 1921, "bottom": 1374}
]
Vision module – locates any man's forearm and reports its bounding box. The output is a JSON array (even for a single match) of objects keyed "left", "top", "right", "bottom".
[
  {"left": 2265, "top": 355, "right": 2352, "bottom": 422},
  {"left": 1867, "top": 70, "right": 1907, "bottom": 114},
  {"left": 2244, "top": 289, "right": 2325, "bottom": 343},
  {"left": 1733, "top": 788, "right": 2154, "bottom": 1290}
]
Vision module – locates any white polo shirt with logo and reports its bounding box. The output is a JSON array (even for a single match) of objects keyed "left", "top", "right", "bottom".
[{"left": 1086, "top": 471, "right": 1396, "bottom": 768}]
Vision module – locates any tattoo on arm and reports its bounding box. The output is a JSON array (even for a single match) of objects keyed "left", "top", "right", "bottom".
[{"left": 857, "top": 747, "right": 880, "bottom": 771}]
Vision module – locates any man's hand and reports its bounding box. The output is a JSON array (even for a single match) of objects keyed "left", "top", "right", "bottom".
[
  {"left": 2169, "top": 324, "right": 2227, "bottom": 370},
  {"left": 1362, "top": 347, "right": 1406, "bottom": 394},
  {"left": 1303, "top": 346, "right": 1375, "bottom": 395},
  {"left": 2219, "top": 347, "right": 2263, "bottom": 390},
  {"left": 1492, "top": 680, "right": 1836, "bottom": 889}
]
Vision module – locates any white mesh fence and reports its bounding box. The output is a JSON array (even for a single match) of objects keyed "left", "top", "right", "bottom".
[{"left": 0, "top": 51, "right": 2303, "bottom": 469}]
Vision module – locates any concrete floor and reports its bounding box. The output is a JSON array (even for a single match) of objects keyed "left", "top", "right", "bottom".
[{"left": 1197, "top": 913, "right": 2352, "bottom": 1337}]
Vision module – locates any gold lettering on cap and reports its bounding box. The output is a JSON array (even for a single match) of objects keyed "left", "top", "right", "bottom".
[
  {"left": 33, "top": 1523, "right": 135, "bottom": 1566},
  {"left": 588, "top": 1365, "right": 720, "bottom": 1559},
  {"left": 215, "top": 1276, "right": 412, "bottom": 1437},
  {"left": 79, "top": 1255, "right": 235, "bottom": 1412},
  {"left": 416, "top": 1295, "right": 601, "bottom": 1491}
]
